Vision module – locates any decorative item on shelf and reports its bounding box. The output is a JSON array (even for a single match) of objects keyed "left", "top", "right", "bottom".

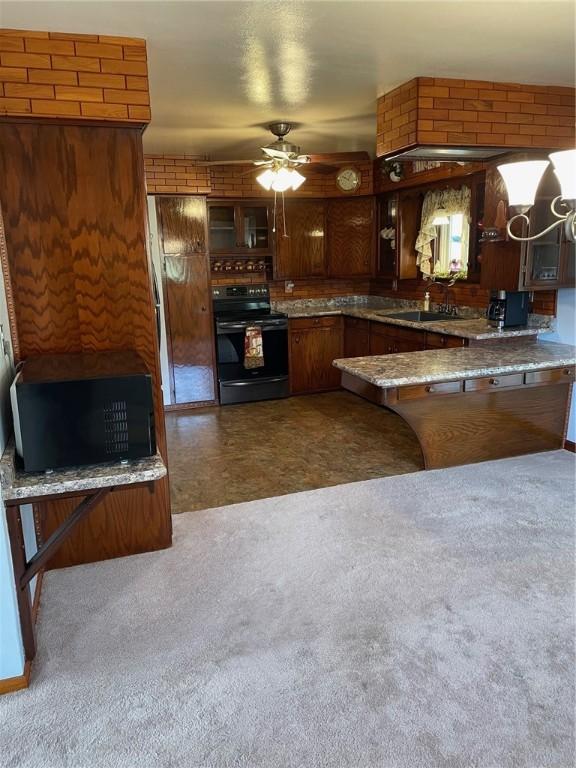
[
  {"left": 246, "top": 260, "right": 255, "bottom": 272},
  {"left": 497, "top": 149, "right": 576, "bottom": 243},
  {"left": 234, "top": 261, "right": 244, "bottom": 272},
  {"left": 381, "top": 160, "right": 403, "bottom": 183},
  {"left": 257, "top": 260, "right": 266, "bottom": 272},
  {"left": 212, "top": 261, "right": 223, "bottom": 272},
  {"left": 224, "top": 262, "right": 233, "bottom": 271}
]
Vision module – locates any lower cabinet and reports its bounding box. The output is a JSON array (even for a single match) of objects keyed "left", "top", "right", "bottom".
[
  {"left": 369, "top": 323, "right": 426, "bottom": 354},
  {"left": 344, "top": 317, "right": 370, "bottom": 357},
  {"left": 289, "top": 316, "right": 343, "bottom": 394}
]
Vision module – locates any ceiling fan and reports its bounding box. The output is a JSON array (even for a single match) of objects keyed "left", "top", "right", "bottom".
[{"left": 205, "top": 122, "right": 338, "bottom": 191}]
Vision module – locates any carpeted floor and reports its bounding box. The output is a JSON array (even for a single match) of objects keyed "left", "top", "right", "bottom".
[{"left": 2, "top": 451, "right": 575, "bottom": 768}]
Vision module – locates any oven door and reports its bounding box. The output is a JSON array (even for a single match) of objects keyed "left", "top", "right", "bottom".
[{"left": 215, "top": 317, "right": 289, "bottom": 403}]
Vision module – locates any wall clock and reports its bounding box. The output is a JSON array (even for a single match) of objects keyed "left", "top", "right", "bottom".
[{"left": 336, "top": 167, "right": 361, "bottom": 192}]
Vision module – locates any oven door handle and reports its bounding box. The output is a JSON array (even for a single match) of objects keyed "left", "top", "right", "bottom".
[{"left": 221, "top": 377, "right": 288, "bottom": 387}]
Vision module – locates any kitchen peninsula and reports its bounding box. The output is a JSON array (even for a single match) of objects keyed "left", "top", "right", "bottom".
[{"left": 334, "top": 340, "right": 576, "bottom": 469}]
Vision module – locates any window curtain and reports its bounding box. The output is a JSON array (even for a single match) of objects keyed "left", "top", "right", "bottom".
[{"left": 415, "top": 186, "right": 471, "bottom": 275}]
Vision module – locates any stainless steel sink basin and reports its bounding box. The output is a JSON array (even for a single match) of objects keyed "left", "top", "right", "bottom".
[{"left": 384, "top": 311, "right": 459, "bottom": 322}]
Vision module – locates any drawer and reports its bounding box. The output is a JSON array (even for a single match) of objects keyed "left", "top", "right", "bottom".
[
  {"left": 291, "top": 315, "right": 341, "bottom": 330},
  {"left": 425, "top": 332, "right": 466, "bottom": 349},
  {"left": 371, "top": 322, "right": 425, "bottom": 344},
  {"left": 398, "top": 381, "right": 462, "bottom": 400},
  {"left": 524, "top": 367, "right": 575, "bottom": 385},
  {"left": 464, "top": 373, "right": 524, "bottom": 392},
  {"left": 344, "top": 316, "right": 368, "bottom": 328}
]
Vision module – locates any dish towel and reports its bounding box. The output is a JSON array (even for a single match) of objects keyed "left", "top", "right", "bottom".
[{"left": 244, "top": 325, "right": 264, "bottom": 369}]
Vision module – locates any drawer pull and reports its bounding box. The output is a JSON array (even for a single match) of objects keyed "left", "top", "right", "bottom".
[
  {"left": 425, "top": 385, "right": 434, "bottom": 393},
  {"left": 564, "top": 369, "right": 572, "bottom": 376},
  {"left": 489, "top": 378, "right": 499, "bottom": 385}
]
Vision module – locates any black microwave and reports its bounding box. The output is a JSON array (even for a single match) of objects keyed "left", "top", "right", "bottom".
[{"left": 10, "top": 350, "right": 156, "bottom": 472}]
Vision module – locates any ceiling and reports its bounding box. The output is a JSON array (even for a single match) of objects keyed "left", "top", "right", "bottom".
[{"left": 2, "top": 1, "right": 574, "bottom": 159}]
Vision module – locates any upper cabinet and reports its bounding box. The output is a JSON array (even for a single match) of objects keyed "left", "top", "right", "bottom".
[
  {"left": 377, "top": 190, "right": 420, "bottom": 280},
  {"left": 480, "top": 165, "right": 575, "bottom": 292},
  {"left": 275, "top": 200, "right": 326, "bottom": 279},
  {"left": 326, "top": 197, "right": 375, "bottom": 277},
  {"left": 156, "top": 196, "right": 207, "bottom": 254},
  {"left": 207, "top": 202, "right": 272, "bottom": 254}
]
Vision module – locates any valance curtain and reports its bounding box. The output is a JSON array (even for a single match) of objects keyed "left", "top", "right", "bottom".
[{"left": 415, "top": 186, "right": 471, "bottom": 275}]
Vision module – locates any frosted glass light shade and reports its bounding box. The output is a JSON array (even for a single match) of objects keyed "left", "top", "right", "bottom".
[
  {"left": 256, "top": 169, "right": 275, "bottom": 190},
  {"left": 549, "top": 149, "right": 576, "bottom": 201},
  {"left": 290, "top": 170, "right": 306, "bottom": 190},
  {"left": 497, "top": 160, "right": 549, "bottom": 209},
  {"left": 271, "top": 167, "right": 294, "bottom": 192}
]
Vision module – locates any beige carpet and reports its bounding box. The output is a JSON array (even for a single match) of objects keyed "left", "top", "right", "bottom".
[{"left": 2, "top": 451, "right": 575, "bottom": 768}]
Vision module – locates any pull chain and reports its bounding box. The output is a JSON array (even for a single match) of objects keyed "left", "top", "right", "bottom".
[{"left": 282, "top": 191, "right": 288, "bottom": 237}]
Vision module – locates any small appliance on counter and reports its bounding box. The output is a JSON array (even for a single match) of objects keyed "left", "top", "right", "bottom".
[
  {"left": 487, "top": 290, "right": 530, "bottom": 329},
  {"left": 212, "top": 283, "right": 289, "bottom": 405},
  {"left": 10, "top": 350, "right": 156, "bottom": 472}
]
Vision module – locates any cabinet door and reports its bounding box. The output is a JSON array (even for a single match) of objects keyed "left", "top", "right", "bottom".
[
  {"left": 238, "top": 203, "right": 271, "bottom": 251},
  {"left": 344, "top": 317, "right": 370, "bottom": 357},
  {"left": 275, "top": 200, "right": 326, "bottom": 279},
  {"left": 156, "top": 196, "right": 206, "bottom": 253},
  {"left": 156, "top": 196, "right": 215, "bottom": 405},
  {"left": 163, "top": 254, "right": 215, "bottom": 404},
  {"left": 207, "top": 204, "right": 237, "bottom": 252},
  {"left": 397, "top": 189, "right": 421, "bottom": 280},
  {"left": 327, "top": 197, "right": 375, "bottom": 277},
  {"left": 290, "top": 326, "right": 342, "bottom": 394},
  {"left": 369, "top": 325, "right": 394, "bottom": 355}
]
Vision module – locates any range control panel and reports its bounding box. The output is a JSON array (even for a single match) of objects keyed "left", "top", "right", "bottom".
[{"left": 212, "top": 284, "right": 269, "bottom": 300}]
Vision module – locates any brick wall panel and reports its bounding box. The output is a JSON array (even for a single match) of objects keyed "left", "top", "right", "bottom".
[
  {"left": 377, "top": 77, "right": 575, "bottom": 156},
  {"left": 0, "top": 27, "right": 150, "bottom": 124}
]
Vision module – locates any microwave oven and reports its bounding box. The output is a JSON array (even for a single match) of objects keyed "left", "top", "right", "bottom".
[{"left": 10, "top": 350, "right": 156, "bottom": 472}]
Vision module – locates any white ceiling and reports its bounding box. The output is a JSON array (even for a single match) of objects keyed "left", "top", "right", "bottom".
[{"left": 2, "top": 1, "right": 575, "bottom": 159}]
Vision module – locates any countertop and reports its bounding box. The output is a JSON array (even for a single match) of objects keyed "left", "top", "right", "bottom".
[
  {"left": 282, "top": 303, "right": 542, "bottom": 341},
  {"left": 333, "top": 340, "right": 576, "bottom": 389},
  {"left": 0, "top": 441, "right": 167, "bottom": 501}
]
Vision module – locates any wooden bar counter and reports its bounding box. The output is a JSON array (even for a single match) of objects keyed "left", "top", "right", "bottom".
[{"left": 334, "top": 341, "right": 576, "bottom": 469}]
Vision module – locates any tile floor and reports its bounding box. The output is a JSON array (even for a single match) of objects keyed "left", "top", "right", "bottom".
[{"left": 165, "top": 391, "right": 424, "bottom": 512}]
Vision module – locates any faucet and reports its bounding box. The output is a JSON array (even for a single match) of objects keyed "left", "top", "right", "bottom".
[{"left": 435, "top": 283, "right": 459, "bottom": 316}]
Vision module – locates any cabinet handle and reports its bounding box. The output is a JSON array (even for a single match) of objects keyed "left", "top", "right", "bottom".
[
  {"left": 425, "top": 385, "right": 435, "bottom": 393},
  {"left": 489, "top": 378, "right": 499, "bottom": 385},
  {"left": 201, "top": 305, "right": 207, "bottom": 312},
  {"left": 294, "top": 336, "right": 300, "bottom": 344},
  {"left": 564, "top": 369, "right": 572, "bottom": 376}
]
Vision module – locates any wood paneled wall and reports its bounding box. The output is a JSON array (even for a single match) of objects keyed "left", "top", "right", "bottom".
[
  {"left": 0, "top": 122, "right": 171, "bottom": 567},
  {"left": 145, "top": 153, "right": 373, "bottom": 197},
  {"left": 377, "top": 77, "right": 575, "bottom": 157},
  {"left": 0, "top": 28, "right": 150, "bottom": 123}
]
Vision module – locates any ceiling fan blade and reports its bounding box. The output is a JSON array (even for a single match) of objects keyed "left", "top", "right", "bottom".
[
  {"left": 254, "top": 159, "right": 273, "bottom": 166},
  {"left": 294, "top": 155, "right": 311, "bottom": 164},
  {"left": 261, "top": 147, "right": 292, "bottom": 159}
]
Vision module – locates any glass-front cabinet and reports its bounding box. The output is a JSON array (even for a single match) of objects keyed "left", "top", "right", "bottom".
[
  {"left": 208, "top": 202, "right": 271, "bottom": 254},
  {"left": 522, "top": 167, "right": 575, "bottom": 289}
]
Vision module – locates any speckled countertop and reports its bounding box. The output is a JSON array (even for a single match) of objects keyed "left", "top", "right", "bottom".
[
  {"left": 0, "top": 440, "right": 167, "bottom": 501},
  {"left": 278, "top": 301, "right": 545, "bottom": 341},
  {"left": 333, "top": 340, "right": 576, "bottom": 388}
]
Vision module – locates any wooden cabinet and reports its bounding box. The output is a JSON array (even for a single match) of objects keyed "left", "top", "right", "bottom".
[
  {"left": 425, "top": 332, "right": 466, "bottom": 349},
  {"left": 207, "top": 201, "right": 272, "bottom": 254},
  {"left": 480, "top": 164, "right": 575, "bottom": 291},
  {"left": 275, "top": 200, "right": 326, "bottom": 279},
  {"left": 327, "top": 197, "right": 375, "bottom": 277},
  {"left": 289, "top": 316, "right": 343, "bottom": 394},
  {"left": 344, "top": 317, "right": 370, "bottom": 357},
  {"left": 369, "top": 322, "right": 425, "bottom": 355},
  {"left": 377, "top": 189, "right": 421, "bottom": 280},
  {"left": 155, "top": 196, "right": 216, "bottom": 405}
]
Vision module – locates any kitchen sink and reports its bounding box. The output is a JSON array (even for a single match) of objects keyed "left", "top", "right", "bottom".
[{"left": 383, "top": 311, "right": 460, "bottom": 322}]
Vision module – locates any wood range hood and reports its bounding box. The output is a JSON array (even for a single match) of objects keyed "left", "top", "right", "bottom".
[{"left": 376, "top": 76, "right": 575, "bottom": 162}]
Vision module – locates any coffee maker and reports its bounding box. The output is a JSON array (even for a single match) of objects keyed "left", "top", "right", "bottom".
[{"left": 487, "top": 290, "right": 530, "bottom": 329}]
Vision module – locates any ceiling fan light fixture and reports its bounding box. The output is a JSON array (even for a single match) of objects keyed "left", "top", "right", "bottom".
[
  {"left": 290, "top": 169, "right": 306, "bottom": 190},
  {"left": 256, "top": 168, "right": 276, "bottom": 190},
  {"left": 497, "top": 160, "right": 549, "bottom": 213},
  {"left": 271, "top": 166, "right": 294, "bottom": 192},
  {"left": 549, "top": 149, "right": 576, "bottom": 203}
]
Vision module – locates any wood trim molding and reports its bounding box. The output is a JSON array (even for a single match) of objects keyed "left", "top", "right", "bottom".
[
  {"left": 564, "top": 439, "right": 576, "bottom": 453},
  {"left": 0, "top": 569, "right": 43, "bottom": 695}
]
